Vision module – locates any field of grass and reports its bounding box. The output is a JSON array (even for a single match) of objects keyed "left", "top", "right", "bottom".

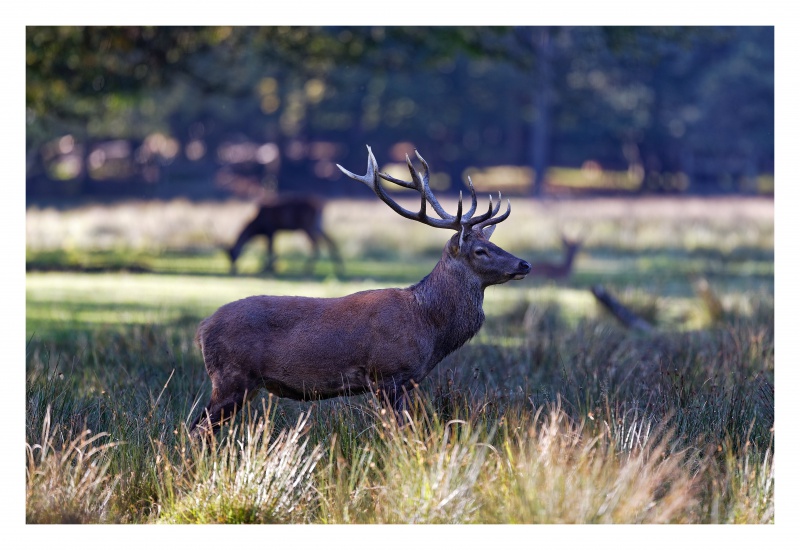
[{"left": 25, "top": 195, "right": 774, "bottom": 524}]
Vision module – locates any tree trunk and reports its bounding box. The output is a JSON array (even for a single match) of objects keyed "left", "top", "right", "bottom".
[{"left": 530, "top": 27, "right": 553, "bottom": 197}]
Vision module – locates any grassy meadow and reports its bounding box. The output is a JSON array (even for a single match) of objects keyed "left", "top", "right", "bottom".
[{"left": 25, "top": 195, "right": 774, "bottom": 524}]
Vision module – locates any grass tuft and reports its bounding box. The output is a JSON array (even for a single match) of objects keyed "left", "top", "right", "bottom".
[
  {"left": 26, "top": 405, "right": 120, "bottom": 523},
  {"left": 155, "top": 403, "right": 323, "bottom": 524}
]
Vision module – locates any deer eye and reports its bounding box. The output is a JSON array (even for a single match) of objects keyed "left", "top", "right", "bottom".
[{"left": 474, "top": 248, "right": 488, "bottom": 257}]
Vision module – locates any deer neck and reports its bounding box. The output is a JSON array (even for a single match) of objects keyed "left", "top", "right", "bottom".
[
  {"left": 230, "top": 222, "right": 257, "bottom": 259},
  {"left": 562, "top": 248, "right": 578, "bottom": 268},
  {"left": 411, "top": 258, "right": 486, "bottom": 361}
]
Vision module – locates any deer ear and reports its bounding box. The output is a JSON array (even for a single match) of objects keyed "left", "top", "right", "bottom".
[
  {"left": 449, "top": 239, "right": 459, "bottom": 255},
  {"left": 452, "top": 226, "right": 469, "bottom": 254},
  {"left": 483, "top": 224, "right": 497, "bottom": 240}
]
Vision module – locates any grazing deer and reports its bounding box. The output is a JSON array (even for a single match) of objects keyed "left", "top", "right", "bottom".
[
  {"left": 189, "top": 146, "right": 531, "bottom": 435},
  {"left": 227, "top": 195, "right": 343, "bottom": 277},
  {"left": 530, "top": 235, "right": 582, "bottom": 280}
]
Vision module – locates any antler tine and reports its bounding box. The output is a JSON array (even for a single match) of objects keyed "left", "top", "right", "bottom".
[
  {"left": 336, "top": 145, "right": 379, "bottom": 192},
  {"left": 372, "top": 159, "right": 437, "bottom": 225},
  {"left": 476, "top": 199, "right": 512, "bottom": 234},
  {"left": 412, "top": 151, "right": 454, "bottom": 221},
  {"left": 338, "top": 146, "right": 513, "bottom": 234},
  {"left": 375, "top": 152, "right": 431, "bottom": 193},
  {"left": 377, "top": 154, "right": 418, "bottom": 190},
  {"left": 462, "top": 176, "right": 478, "bottom": 221},
  {"left": 340, "top": 146, "right": 460, "bottom": 230},
  {"left": 377, "top": 151, "right": 457, "bottom": 223},
  {"left": 465, "top": 193, "right": 495, "bottom": 227},
  {"left": 492, "top": 191, "right": 503, "bottom": 217},
  {"left": 494, "top": 198, "right": 512, "bottom": 225}
]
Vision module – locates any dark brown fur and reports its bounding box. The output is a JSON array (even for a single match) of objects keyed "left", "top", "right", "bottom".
[
  {"left": 190, "top": 147, "right": 530, "bottom": 435},
  {"left": 190, "top": 230, "right": 529, "bottom": 434}
]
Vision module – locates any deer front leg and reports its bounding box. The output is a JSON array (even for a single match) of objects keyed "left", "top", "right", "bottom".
[
  {"left": 190, "top": 393, "right": 246, "bottom": 437},
  {"left": 382, "top": 381, "right": 413, "bottom": 426},
  {"left": 189, "top": 379, "right": 257, "bottom": 437},
  {"left": 227, "top": 248, "right": 238, "bottom": 275}
]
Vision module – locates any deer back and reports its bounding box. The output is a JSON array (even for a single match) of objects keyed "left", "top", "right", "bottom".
[{"left": 254, "top": 196, "right": 323, "bottom": 233}]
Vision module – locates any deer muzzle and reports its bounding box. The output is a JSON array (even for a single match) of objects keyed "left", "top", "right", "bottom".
[{"left": 510, "top": 260, "right": 531, "bottom": 280}]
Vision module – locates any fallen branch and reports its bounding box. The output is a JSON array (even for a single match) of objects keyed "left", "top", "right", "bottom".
[{"left": 591, "top": 284, "right": 654, "bottom": 333}]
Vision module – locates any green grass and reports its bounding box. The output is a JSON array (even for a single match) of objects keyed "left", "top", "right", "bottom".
[{"left": 25, "top": 196, "right": 773, "bottom": 524}]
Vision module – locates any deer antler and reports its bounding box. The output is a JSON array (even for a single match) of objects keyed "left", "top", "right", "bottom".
[{"left": 337, "top": 145, "right": 511, "bottom": 235}]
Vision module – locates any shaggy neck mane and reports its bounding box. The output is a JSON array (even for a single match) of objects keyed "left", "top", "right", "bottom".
[{"left": 411, "top": 257, "right": 485, "bottom": 364}]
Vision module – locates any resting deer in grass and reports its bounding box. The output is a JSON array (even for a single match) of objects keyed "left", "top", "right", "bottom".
[
  {"left": 189, "top": 146, "right": 531, "bottom": 435},
  {"left": 227, "top": 195, "right": 343, "bottom": 277},
  {"left": 530, "top": 235, "right": 582, "bottom": 280}
]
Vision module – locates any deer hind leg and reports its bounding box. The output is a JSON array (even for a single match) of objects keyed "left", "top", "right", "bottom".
[
  {"left": 318, "top": 230, "right": 344, "bottom": 277},
  {"left": 302, "top": 230, "right": 321, "bottom": 274},
  {"left": 189, "top": 378, "right": 256, "bottom": 437},
  {"left": 261, "top": 234, "right": 276, "bottom": 273}
]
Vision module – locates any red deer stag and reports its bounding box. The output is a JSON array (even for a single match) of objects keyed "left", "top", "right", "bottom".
[
  {"left": 530, "top": 235, "right": 582, "bottom": 280},
  {"left": 227, "top": 195, "right": 343, "bottom": 277},
  {"left": 189, "top": 146, "right": 531, "bottom": 435}
]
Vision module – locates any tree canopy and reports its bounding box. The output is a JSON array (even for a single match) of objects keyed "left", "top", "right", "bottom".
[{"left": 26, "top": 26, "right": 774, "bottom": 199}]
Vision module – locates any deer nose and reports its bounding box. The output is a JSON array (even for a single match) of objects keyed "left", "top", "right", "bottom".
[{"left": 519, "top": 260, "right": 531, "bottom": 273}]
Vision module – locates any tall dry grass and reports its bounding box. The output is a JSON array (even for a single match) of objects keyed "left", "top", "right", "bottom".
[
  {"left": 155, "top": 405, "right": 323, "bottom": 523},
  {"left": 26, "top": 406, "right": 120, "bottom": 523}
]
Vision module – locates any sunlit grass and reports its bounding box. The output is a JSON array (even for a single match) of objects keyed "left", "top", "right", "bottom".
[{"left": 27, "top": 271, "right": 743, "bottom": 339}]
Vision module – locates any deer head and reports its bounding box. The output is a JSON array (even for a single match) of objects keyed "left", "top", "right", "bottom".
[{"left": 337, "top": 146, "right": 530, "bottom": 287}]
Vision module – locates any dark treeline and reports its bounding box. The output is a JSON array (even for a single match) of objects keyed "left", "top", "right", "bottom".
[{"left": 26, "top": 26, "right": 774, "bottom": 203}]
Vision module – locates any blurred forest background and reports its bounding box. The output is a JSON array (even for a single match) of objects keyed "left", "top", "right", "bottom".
[{"left": 26, "top": 26, "right": 774, "bottom": 203}]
